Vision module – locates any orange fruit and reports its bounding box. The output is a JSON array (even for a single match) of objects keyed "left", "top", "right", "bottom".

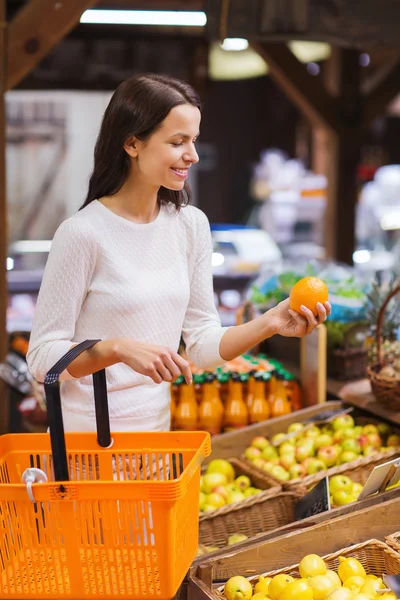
[{"left": 289, "top": 277, "right": 328, "bottom": 317}]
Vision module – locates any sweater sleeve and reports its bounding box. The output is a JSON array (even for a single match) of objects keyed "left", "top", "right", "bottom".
[
  {"left": 182, "top": 210, "right": 230, "bottom": 369},
  {"left": 27, "top": 217, "right": 97, "bottom": 382}
]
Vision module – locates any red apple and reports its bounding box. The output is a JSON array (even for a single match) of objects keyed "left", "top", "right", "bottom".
[
  {"left": 317, "top": 445, "right": 341, "bottom": 467},
  {"left": 280, "top": 455, "right": 297, "bottom": 470}
]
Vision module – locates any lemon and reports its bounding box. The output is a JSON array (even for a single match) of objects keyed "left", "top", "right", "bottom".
[
  {"left": 223, "top": 576, "right": 253, "bottom": 600},
  {"left": 308, "top": 574, "right": 337, "bottom": 599},
  {"left": 377, "top": 594, "right": 397, "bottom": 600},
  {"left": 278, "top": 579, "right": 313, "bottom": 600},
  {"left": 325, "top": 570, "right": 341, "bottom": 588},
  {"left": 254, "top": 576, "right": 272, "bottom": 595},
  {"left": 360, "top": 577, "right": 384, "bottom": 595},
  {"left": 252, "top": 594, "right": 271, "bottom": 600},
  {"left": 337, "top": 556, "right": 366, "bottom": 582},
  {"left": 268, "top": 574, "right": 294, "bottom": 600},
  {"left": 351, "top": 594, "right": 374, "bottom": 600},
  {"left": 299, "top": 554, "right": 327, "bottom": 578},
  {"left": 327, "top": 587, "right": 354, "bottom": 600},
  {"left": 342, "top": 576, "right": 367, "bottom": 590}
]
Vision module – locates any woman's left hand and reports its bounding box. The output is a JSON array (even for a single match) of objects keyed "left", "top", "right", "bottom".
[{"left": 267, "top": 299, "right": 331, "bottom": 338}]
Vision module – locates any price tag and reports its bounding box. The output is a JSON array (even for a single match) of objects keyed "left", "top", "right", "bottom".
[
  {"left": 358, "top": 458, "right": 400, "bottom": 500},
  {"left": 294, "top": 476, "right": 331, "bottom": 521},
  {"left": 383, "top": 575, "right": 400, "bottom": 597}
]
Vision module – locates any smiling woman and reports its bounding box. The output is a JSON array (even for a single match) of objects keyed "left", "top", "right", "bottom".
[{"left": 26, "top": 73, "right": 330, "bottom": 437}]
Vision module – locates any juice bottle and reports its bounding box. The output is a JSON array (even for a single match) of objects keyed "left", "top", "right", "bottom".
[
  {"left": 270, "top": 372, "right": 292, "bottom": 418},
  {"left": 248, "top": 372, "right": 270, "bottom": 424},
  {"left": 193, "top": 373, "right": 204, "bottom": 404},
  {"left": 217, "top": 371, "right": 230, "bottom": 405},
  {"left": 170, "top": 375, "right": 184, "bottom": 429},
  {"left": 281, "top": 371, "right": 302, "bottom": 412},
  {"left": 198, "top": 373, "right": 224, "bottom": 435},
  {"left": 223, "top": 372, "right": 249, "bottom": 431},
  {"left": 246, "top": 370, "right": 257, "bottom": 411},
  {"left": 174, "top": 380, "right": 198, "bottom": 431}
]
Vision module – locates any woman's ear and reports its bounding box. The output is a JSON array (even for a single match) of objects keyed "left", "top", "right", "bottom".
[{"left": 124, "top": 136, "right": 139, "bottom": 158}]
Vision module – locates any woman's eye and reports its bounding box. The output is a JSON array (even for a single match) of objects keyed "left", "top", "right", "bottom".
[{"left": 172, "top": 142, "right": 183, "bottom": 147}]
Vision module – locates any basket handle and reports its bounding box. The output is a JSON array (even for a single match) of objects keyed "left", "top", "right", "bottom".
[
  {"left": 44, "top": 339, "right": 111, "bottom": 482},
  {"left": 376, "top": 285, "right": 400, "bottom": 366}
]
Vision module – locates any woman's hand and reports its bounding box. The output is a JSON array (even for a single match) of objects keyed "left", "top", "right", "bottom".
[
  {"left": 267, "top": 299, "right": 331, "bottom": 338},
  {"left": 114, "top": 339, "right": 192, "bottom": 385}
]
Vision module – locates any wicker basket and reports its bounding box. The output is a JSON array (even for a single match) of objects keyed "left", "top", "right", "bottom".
[
  {"left": 367, "top": 284, "right": 400, "bottom": 410},
  {"left": 386, "top": 531, "right": 400, "bottom": 554},
  {"left": 199, "top": 491, "right": 304, "bottom": 549},
  {"left": 200, "top": 458, "right": 282, "bottom": 520},
  {"left": 327, "top": 323, "right": 368, "bottom": 381},
  {"left": 216, "top": 539, "right": 400, "bottom": 595}
]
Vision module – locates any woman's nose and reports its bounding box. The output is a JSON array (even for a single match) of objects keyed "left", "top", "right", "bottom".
[{"left": 184, "top": 145, "right": 199, "bottom": 164}]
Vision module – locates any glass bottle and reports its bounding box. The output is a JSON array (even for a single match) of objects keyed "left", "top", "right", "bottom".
[
  {"left": 281, "top": 371, "right": 302, "bottom": 412},
  {"left": 248, "top": 372, "right": 271, "bottom": 424},
  {"left": 217, "top": 371, "right": 230, "bottom": 405},
  {"left": 223, "top": 372, "right": 249, "bottom": 432},
  {"left": 270, "top": 372, "right": 292, "bottom": 418},
  {"left": 193, "top": 373, "right": 205, "bottom": 404},
  {"left": 198, "top": 373, "right": 224, "bottom": 435},
  {"left": 174, "top": 380, "right": 198, "bottom": 431},
  {"left": 246, "top": 370, "right": 257, "bottom": 411}
]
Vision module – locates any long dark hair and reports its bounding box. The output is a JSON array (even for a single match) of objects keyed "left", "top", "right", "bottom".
[{"left": 81, "top": 74, "right": 201, "bottom": 210}]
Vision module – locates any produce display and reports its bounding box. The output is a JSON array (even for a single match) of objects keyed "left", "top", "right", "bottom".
[
  {"left": 222, "top": 553, "right": 396, "bottom": 600},
  {"left": 200, "top": 459, "right": 264, "bottom": 513},
  {"left": 243, "top": 416, "right": 399, "bottom": 483},
  {"left": 197, "top": 534, "right": 249, "bottom": 557}
]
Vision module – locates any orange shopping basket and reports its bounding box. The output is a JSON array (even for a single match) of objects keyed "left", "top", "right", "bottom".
[{"left": 0, "top": 340, "right": 211, "bottom": 600}]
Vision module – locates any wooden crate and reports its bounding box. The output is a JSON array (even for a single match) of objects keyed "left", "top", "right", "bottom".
[{"left": 188, "top": 493, "right": 400, "bottom": 600}]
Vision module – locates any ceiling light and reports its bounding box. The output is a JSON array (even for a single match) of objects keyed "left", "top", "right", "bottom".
[
  {"left": 353, "top": 249, "right": 371, "bottom": 264},
  {"left": 80, "top": 9, "right": 207, "bottom": 27},
  {"left": 220, "top": 38, "right": 249, "bottom": 52},
  {"left": 209, "top": 42, "right": 268, "bottom": 81}
]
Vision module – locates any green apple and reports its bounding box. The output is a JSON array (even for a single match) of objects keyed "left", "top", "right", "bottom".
[
  {"left": 201, "top": 504, "right": 216, "bottom": 513},
  {"left": 387, "top": 434, "right": 400, "bottom": 446},
  {"left": 235, "top": 475, "right": 251, "bottom": 491},
  {"left": 289, "top": 464, "right": 306, "bottom": 479},
  {"left": 317, "top": 445, "right": 341, "bottom": 467},
  {"left": 341, "top": 427, "right": 358, "bottom": 440},
  {"left": 377, "top": 423, "right": 392, "bottom": 439},
  {"left": 206, "top": 459, "right": 235, "bottom": 482},
  {"left": 251, "top": 436, "right": 270, "bottom": 451},
  {"left": 244, "top": 487, "right": 259, "bottom": 497},
  {"left": 338, "top": 451, "right": 359, "bottom": 465},
  {"left": 262, "top": 446, "right": 279, "bottom": 461},
  {"left": 288, "top": 422, "right": 304, "bottom": 433},
  {"left": 305, "top": 458, "right": 326, "bottom": 475},
  {"left": 279, "top": 442, "right": 297, "bottom": 456},
  {"left": 362, "top": 424, "right": 378, "bottom": 435},
  {"left": 280, "top": 454, "right": 297, "bottom": 470},
  {"left": 332, "top": 489, "right": 357, "bottom": 506},
  {"left": 332, "top": 415, "right": 355, "bottom": 431},
  {"left": 353, "top": 426, "right": 363, "bottom": 437},
  {"left": 199, "top": 491, "right": 207, "bottom": 509},
  {"left": 262, "top": 461, "right": 276, "bottom": 473},
  {"left": 227, "top": 490, "right": 245, "bottom": 504},
  {"left": 363, "top": 446, "right": 378, "bottom": 457},
  {"left": 295, "top": 440, "right": 315, "bottom": 462},
  {"left": 202, "top": 473, "right": 228, "bottom": 493},
  {"left": 315, "top": 434, "right": 333, "bottom": 450},
  {"left": 341, "top": 439, "right": 361, "bottom": 454},
  {"left": 223, "top": 576, "right": 253, "bottom": 600},
  {"left": 270, "top": 465, "right": 290, "bottom": 481},
  {"left": 329, "top": 475, "right": 353, "bottom": 494},
  {"left": 206, "top": 492, "right": 226, "bottom": 508},
  {"left": 271, "top": 433, "right": 288, "bottom": 446},
  {"left": 305, "top": 425, "right": 321, "bottom": 439},
  {"left": 252, "top": 457, "right": 266, "bottom": 469},
  {"left": 352, "top": 482, "right": 363, "bottom": 497},
  {"left": 244, "top": 447, "right": 261, "bottom": 461}
]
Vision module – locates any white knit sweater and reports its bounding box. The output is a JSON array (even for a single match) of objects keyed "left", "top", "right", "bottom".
[{"left": 27, "top": 201, "right": 228, "bottom": 432}]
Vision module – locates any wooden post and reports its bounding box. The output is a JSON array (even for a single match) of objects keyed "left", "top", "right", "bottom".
[
  {"left": 0, "top": 0, "right": 9, "bottom": 435},
  {"left": 321, "top": 48, "right": 362, "bottom": 264}
]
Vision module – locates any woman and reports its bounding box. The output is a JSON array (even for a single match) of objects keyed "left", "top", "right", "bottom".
[{"left": 27, "top": 73, "right": 330, "bottom": 434}]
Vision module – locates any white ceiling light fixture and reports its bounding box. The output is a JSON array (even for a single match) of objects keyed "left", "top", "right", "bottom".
[
  {"left": 80, "top": 9, "right": 207, "bottom": 27},
  {"left": 209, "top": 42, "right": 268, "bottom": 81},
  {"left": 289, "top": 41, "right": 331, "bottom": 63},
  {"left": 220, "top": 38, "right": 249, "bottom": 52}
]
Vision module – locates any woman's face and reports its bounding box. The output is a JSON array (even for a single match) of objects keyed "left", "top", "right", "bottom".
[{"left": 126, "top": 103, "right": 201, "bottom": 191}]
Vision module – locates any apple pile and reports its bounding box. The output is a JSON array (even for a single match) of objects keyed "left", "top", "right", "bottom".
[
  {"left": 200, "top": 459, "right": 263, "bottom": 513},
  {"left": 243, "top": 415, "right": 399, "bottom": 482},
  {"left": 329, "top": 475, "right": 363, "bottom": 507},
  {"left": 223, "top": 552, "right": 396, "bottom": 600}
]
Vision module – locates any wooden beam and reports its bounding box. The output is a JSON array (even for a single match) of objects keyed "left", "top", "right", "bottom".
[
  {"left": 0, "top": 0, "right": 9, "bottom": 435},
  {"left": 363, "top": 57, "right": 400, "bottom": 126},
  {"left": 7, "top": 0, "right": 99, "bottom": 90},
  {"left": 251, "top": 42, "right": 339, "bottom": 135}
]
